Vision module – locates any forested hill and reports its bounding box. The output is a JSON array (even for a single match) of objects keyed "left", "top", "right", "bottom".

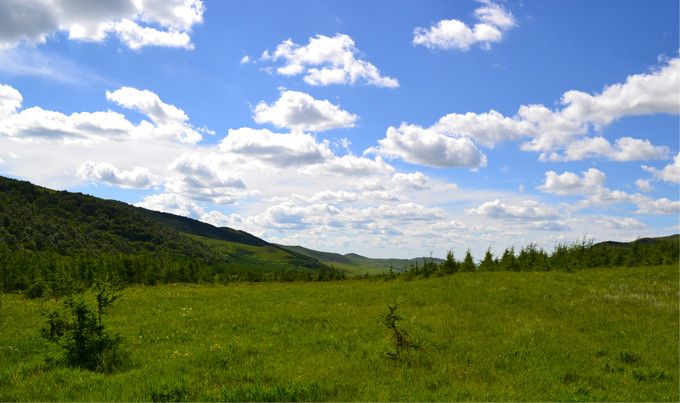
[{"left": 0, "top": 175, "right": 325, "bottom": 274}]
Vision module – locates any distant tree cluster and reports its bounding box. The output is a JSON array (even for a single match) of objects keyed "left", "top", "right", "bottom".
[{"left": 401, "top": 237, "right": 679, "bottom": 278}]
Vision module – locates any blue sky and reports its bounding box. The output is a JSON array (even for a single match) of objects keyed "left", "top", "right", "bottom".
[{"left": 0, "top": 0, "right": 678, "bottom": 258}]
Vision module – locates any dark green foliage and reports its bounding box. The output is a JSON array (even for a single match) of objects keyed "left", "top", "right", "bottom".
[
  {"left": 150, "top": 382, "right": 189, "bottom": 402},
  {"left": 478, "top": 248, "right": 496, "bottom": 271},
  {"left": 383, "top": 304, "right": 419, "bottom": 360},
  {"left": 500, "top": 247, "right": 518, "bottom": 272},
  {"left": 41, "top": 287, "right": 124, "bottom": 372},
  {"left": 441, "top": 250, "right": 459, "bottom": 274},
  {"left": 403, "top": 236, "right": 679, "bottom": 279},
  {"left": 461, "top": 249, "right": 476, "bottom": 272}
]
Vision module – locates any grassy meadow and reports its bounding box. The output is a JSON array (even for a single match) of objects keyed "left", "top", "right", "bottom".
[{"left": 0, "top": 264, "right": 678, "bottom": 401}]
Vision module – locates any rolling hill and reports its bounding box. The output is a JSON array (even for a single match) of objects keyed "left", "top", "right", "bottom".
[
  {"left": 0, "top": 175, "right": 332, "bottom": 290},
  {"left": 277, "top": 244, "right": 444, "bottom": 274}
]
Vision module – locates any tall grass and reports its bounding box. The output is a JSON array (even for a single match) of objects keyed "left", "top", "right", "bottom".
[{"left": 0, "top": 265, "right": 677, "bottom": 401}]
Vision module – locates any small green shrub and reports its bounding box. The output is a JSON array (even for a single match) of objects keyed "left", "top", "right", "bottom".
[
  {"left": 619, "top": 350, "right": 640, "bottom": 364},
  {"left": 633, "top": 367, "right": 669, "bottom": 382},
  {"left": 41, "top": 283, "right": 125, "bottom": 372},
  {"left": 150, "top": 381, "right": 189, "bottom": 402},
  {"left": 383, "top": 304, "right": 419, "bottom": 360},
  {"left": 25, "top": 281, "right": 46, "bottom": 299}
]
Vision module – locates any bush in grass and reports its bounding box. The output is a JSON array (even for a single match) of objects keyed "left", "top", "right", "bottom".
[
  {"left": 41, "top": 283, "right": 125, "bottom": 372},
  {"left": 383, "top": 304, "right": 419, "bottom": 360}
]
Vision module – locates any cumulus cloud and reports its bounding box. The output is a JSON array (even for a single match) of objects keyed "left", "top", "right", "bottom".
[
  {"left": 635, "top": 179, "right": 653, "bottom": 192},
  {"left": 135, "top": 192, "right": 205, "bottom": 217},
  {"left": 165, "top": 154, "right": 246, "bottom": 204},
  {"left": 467, "top": 199, "right": 559, "bottom": 220},
  {"left": 383, "top": 57, "right": 677, "bottom": 166},
  {"left": 0, "top": 84, "right": 203, "bottom": 144},
  {"left": 634, "top": 197, "right": 680, "bottom": 215},
  {"left": 523, "top": 57, "right": 679, "bottom": 153},
  {"left": 538, "top": 168, "right": 679, "bottom": 215},
  {"left": 554, "top": 136, "right": 670, "bottom": 161},
  {"left": 538, "top": 168, "right": 606, "bottom": 196},
  {"left": 391, "top": 172, "right": 431, "bottom": 191},
  {"left": 413, "top": 0, "right": 516, "bottom": 51},
  {"left": 261, "top": 34, "right": 398, "bottom": 88},
  {"left": 432, "top": 110, "right": 530, "bottom": 148},
  {"left": 253, "top": 90, "right": 357, "bottom": 132},
  {"left": 218, "top": 127, "right": 333, "bottom": 167},
  {"left": 0, "top": 84, "right": 22, "bottom": 117},
  {"left": 368, "top": 123, "right": 487, "bottom": 168},
  {"left": 77, "top": 161, "right": 159, "bottom": 189},
  {"left": 642, "top": 152, "right": 680, "bottom": 183},
  {"left": 0, "top": 0, "right": 204, "bottom": 50}
]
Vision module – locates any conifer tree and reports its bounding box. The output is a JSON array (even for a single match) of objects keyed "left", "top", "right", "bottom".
[
  {"left": 479, "top": 247, "right": 496, "bottom": 271},
  {"left": 441, "top": 250, "right": 459, "bottom": 274},
  {"left": 461, "top": 249, "right": 476, "bottom": 272}
]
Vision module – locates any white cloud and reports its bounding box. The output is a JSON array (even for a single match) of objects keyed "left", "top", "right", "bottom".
[
  {"left": 240, "top": 55, "right": 251, "bottom": 64},
  {"left": 135, "top": 192, "right": 205, "bottom": 217},
  {"left": 635, "top": 179, "right": 653, "bottom": 192},
  {"left": 386, "top": 57, "right": 677, "bottom": 165},
  {"left": 467, "top": 199, "right": 559, "bottom": 220},
  {"left": 306, "top": 154, "right": 394, "bottom": 177},
  {"left": 642, "top": 152, "right": 680, "bottom": 184},
  {"left": 217, "top": 128, "right": 333, "bottom": 167},
  {"left": 594, "top": 216, "right": 646, "bottom": 230},
  {"left": 634, "top": 197, "right": 680, "bottom": 215},
  {"left": 165, "top": 154, "right": 246, "bottom": 204},
  {"left": 413, "top": 0, "right": 516, "bottom": 51},
  {"left": 538, "top": 168, "right": 606, "bottom": 196},
  {"left": 0, "top": 84, "right": 203, "bottom": 144},
  {"left": 391, "top": 172, "right": 431, "bottom": 191},
  {"left": 0, "top": 84, "right": 23, "bottom": 118},
  {"left": 303, "top": 190, "right": 360, "bottom": 204},
  {"left": 369, "top": 123, "right": 487, "bottom": 168},
  {"left": 432, "top": 110, "right": 530, "bottom": 148},
  {"left": 253, "top": 90, "right": 357, "bottom": 132},
  {"left": 523, "top": 57, "right": 680, "bottom": 153},
  {"left": 0, "top": 0, "right": 204, "bottom": 50},
  {"left": 262, "top": 34, "right": 399, "bottom": 88},
  {"left": 77, "top": 160, "right": 159, "bottom": 189},
  {"left": 556, "top": 136, "right": 670, "bottom": 161},
  {"left": 528, "top": 220, "right": 570, "bottom": 231},
  {"left": 112, "top": 19, "right": 193, "bottom": 50},
  {"left": 538, "top": 168, "right": 679, "bottom": 216}
]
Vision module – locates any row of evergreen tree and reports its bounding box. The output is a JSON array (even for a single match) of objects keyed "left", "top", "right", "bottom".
[
  {"left": 0, "top": 246, "right": 345, "bottom": 297},
  {"left": 400, "top": 237, "right": 679, "bottom": 278}
]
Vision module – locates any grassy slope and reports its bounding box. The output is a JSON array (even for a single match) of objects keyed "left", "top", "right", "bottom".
[{"left": 1, "top": 265, "right": 677, "bottom": 401}]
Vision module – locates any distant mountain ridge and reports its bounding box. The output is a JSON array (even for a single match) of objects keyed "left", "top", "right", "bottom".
[{"left": 277, "top": 244, "right": 444, "bottom": 273}]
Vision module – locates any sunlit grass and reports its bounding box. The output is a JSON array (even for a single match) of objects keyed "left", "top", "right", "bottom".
[{"left": 0, "top": 265, "right": 677, "bottom": 401}]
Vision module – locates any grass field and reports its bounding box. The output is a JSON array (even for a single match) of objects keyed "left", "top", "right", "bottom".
[{"left": 0, "top": 265, "right": 678, "bottom": 401}]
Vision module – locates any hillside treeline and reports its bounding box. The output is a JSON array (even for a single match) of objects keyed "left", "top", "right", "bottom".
[
  {"left": 401, "top": 237, "right": 679, "bottom": 278},
  {"left": 0, "top": 246, "right": 345, "bottom": 297}
]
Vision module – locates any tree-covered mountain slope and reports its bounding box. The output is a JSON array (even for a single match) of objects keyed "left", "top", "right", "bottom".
[{"left": 0, "top": 175, "right": 327, "bottom": 282}]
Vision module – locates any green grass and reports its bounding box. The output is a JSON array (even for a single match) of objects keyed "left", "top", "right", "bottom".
[{"left": 1, "top": 265, "right": 678, "bottom": 401}]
